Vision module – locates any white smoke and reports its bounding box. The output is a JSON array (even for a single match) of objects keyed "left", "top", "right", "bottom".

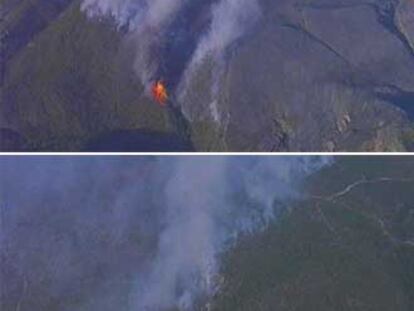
[
  {"left": 0, "top": 156, "right": 331, "bottom": 311},
  {"left": 81, "top": 0, "right": 144, "bottom": 28},
  {"left": 82, "top": 0, "right": 189, "bottom": 88},
  {"left": 177, "top": 0, "right": 261, "bottom": 120},
  {"left": 131, "top": 156, "right": 330, "bottom": 310},
  {"left": 190, "top": 0, "right": 261, "bottom": 65},
  {"left": 81, "top": 0, "right": 186, "bottom": 30},
  {"left": 80, "top": 0, "right": 262, "bottom": 110},
  {"left": 135, "top": 158, "right": 226, "bottom": 310}
]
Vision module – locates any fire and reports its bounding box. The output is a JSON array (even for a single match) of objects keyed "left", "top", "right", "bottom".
[{"left": 152, "top": 80, "right": 168, "bottom": 105}]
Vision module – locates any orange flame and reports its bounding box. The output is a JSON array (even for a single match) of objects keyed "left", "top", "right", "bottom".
[{"left": 152, "top": 80, "right": 168, "bottom": 105}]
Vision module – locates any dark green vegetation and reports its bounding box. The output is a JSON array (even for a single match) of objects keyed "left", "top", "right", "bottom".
[
  {"left": 2, "top": 0, "right": 414, "bottom": 151},
  {"left": 213, "top": 157, "right": 414, "bottom": 310},
  {"left": 1, "top": 157, "right": 413, "bottom": 310},
  {"left": 1, "top": 0, "right": 172, "bottom": 151}
]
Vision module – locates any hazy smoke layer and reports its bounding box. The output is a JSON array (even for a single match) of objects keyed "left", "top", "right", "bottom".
[
  {"left": 189, "top": 0, "right": 261, "bottom": 66},
  {"left": 80, "top": 0, "right": 261, "bottom": 103},
  {"left": 0, "top": 157, "right": 330, "bottom": 311}
]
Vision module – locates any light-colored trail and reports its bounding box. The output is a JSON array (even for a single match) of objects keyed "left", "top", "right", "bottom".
[
  {"left": 309, "top": 176, "right": 414, "bottom": 247},
  {"left": 310, "top": 177, "right": 414, "bottom": 202}
]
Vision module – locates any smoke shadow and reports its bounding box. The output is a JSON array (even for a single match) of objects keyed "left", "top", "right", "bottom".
[
  {"left": 83, "top": 129, "right": 194, "bottom": 152},
  {"left": 155, "top": 0, "right": 215, "bottom": 91},
  {"left": 377, "top": 91, "right": 414, "bottom": 121},
  {"left": 0, "top": 128, "right": 28, "bottom": 151}
]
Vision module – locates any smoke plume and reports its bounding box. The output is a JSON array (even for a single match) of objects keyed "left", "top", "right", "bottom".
[
  {"left": 80, "top": 0, "right": 261, "bottom": 111},
  {"left": 0, "top": 156, "right": 331, "bottom": 311}
]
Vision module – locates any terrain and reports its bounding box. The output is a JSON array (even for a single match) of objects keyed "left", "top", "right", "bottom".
[
  {"left": 213, "top": 156, "right": 414, "bottom": 310},
  {"left": 2, "top": 0, "right": 414, "bottom": 151},
  {"left": 1, "top": 156, "right": 414, "bottom": 311}
]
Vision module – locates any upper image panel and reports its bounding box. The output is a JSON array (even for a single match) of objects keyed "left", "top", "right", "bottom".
[{"left": 2, "top": 0, "right": 414, "bottom": 152}]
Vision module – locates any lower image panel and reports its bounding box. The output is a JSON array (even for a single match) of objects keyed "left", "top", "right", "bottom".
[{"left": 1, "top": 156, "right": 413, "bottom": 311}]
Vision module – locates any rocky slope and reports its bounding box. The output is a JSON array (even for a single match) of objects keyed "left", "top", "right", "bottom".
[{"left": 1, "top": 0, "right": 414, "bottom": 151}]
